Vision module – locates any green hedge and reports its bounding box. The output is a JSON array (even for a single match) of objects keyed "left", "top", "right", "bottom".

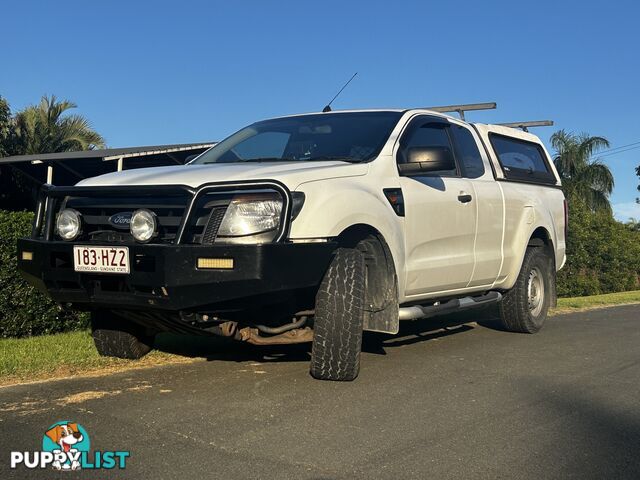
[
  {"left": 556, "top": 200, "right": 640, "bottom": 297},
  {"left": 1, "top": 201, "right": 639, "bottom": 337},
  {"left": 0, "top": 210, "right": 88, "bottom": 337}
]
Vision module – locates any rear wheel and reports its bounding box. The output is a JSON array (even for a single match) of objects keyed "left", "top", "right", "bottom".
[
  {"left": 91, "top": 310, "right": 155, "bottom": 359},
  {"left": 310, "top": 248, "right": 366, "bottom": 381},
  {"left": 499, "top": 247, "right": 554, "bottom": 333}
]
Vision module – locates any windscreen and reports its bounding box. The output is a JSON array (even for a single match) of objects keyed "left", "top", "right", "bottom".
[{"left": 191, "top": 112, "right": 402, "bottom": 164}]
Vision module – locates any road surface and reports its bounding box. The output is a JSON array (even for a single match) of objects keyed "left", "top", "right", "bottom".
[{"left": 1, "top": 305, "right": 639, "bottom": 479}]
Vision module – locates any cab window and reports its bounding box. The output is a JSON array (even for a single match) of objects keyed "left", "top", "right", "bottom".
[
  {"left": 490, "top": 133, "right": 555, "bottom": 184},
  {"left": 450, "top": 125, "right": 485, "bottom": 179},
  {"left": 398, "top": 119, "right": 458, "bottom": 176}
]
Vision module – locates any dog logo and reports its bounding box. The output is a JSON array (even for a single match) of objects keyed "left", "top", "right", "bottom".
[
  {"left": 10, "top": 420, "right": 129, "bottom": 471},
  {"left": 42, "top": 421, "right": 90, "bottom": 471}
]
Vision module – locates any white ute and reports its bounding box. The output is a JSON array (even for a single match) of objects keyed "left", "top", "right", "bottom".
[{"left": 18, "top": 108, "right": 566, "bottom": 381}]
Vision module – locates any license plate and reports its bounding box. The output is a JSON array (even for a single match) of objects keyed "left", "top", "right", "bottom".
[{"left": 73, "top": 246, "right": 130, "bottom": 274}]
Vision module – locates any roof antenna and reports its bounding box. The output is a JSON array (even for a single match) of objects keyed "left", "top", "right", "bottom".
[{"left": 322, "top": 72, "right": 358, "bottom": 112}]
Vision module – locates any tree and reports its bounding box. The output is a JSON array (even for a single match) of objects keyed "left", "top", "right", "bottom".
[
  {"left": 13, "top": 95, "right": 105, "bottom": 154},
  {"left": 636, "top": 164, "right": 639, "bottom": 204},
  {"left": 0, "top": 94, "right": 105, "bottom": 210},
  {"left": 556, "top": 198, "right": 640, "bottom": 296},
  {"left": 0, "top": 96, "right": 11, "bottom": 157},
  {"left": 551, "top": 130, "right": 614, "bottom": 213},
  {"left": 0, "top": 96, "right": 32, "bottom": 210},
  {"left": 626, "top": 218, "right": 640, "bottom": 232}
]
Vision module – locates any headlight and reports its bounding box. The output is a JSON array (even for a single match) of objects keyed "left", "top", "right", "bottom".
[
  {"left": 56, "top": 209, "right": 81, "bottom": 241},
  {"left": 217, "top": 193, "right": 283, "bottom": 238},
  {"left": 130, "top": 209, "right": 157, "bottom": 242}
]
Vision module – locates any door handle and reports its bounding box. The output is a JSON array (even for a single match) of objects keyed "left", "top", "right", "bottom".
[{"left": 458, "top": 194, "right": 473, "bottom": 203}]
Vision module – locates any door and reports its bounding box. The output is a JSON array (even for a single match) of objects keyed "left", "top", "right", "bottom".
[
  {"left": 448, "top": 122, "right": 504, "bottom": 287},
  {"left": 397, "top": 116, "right": 477, "bottom": 295}
]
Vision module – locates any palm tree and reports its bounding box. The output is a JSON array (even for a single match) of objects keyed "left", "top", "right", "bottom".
[
  {"left": 13, "top": 95, "right": 105, "bottom": 154},
  {"left": 551, "top": 130, "right": 614, "bottom": 213}
]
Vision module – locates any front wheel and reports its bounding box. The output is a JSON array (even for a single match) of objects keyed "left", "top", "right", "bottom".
[
  {"left": 310, "top": 248, "right": 366, "bottom": 381},
  {"left": 499, "top": 247, "right": 554, "bottom": 333},
  {"left": 91, "top": 310, "right": 155, "bottom": 359}
]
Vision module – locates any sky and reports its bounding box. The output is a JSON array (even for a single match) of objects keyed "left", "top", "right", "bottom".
[{"left": 2, "top": 0, "right": 639, "bottom": 220}]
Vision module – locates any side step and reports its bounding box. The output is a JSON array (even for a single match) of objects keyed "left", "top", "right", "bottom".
[{"left": 398, "top": 291, "right": 502, "bottom": 321}]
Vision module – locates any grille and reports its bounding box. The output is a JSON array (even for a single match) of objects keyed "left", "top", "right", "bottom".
[
  {"left": 62, "top": 193, "right": 192, "bottom": 244},
  {"left": 43, "top": 185, "right": 283, "bottom": 245}
]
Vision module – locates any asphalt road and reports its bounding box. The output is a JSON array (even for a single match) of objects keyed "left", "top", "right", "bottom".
[{"left": 1, "top": 304, "right": 639, "bottom": 479}]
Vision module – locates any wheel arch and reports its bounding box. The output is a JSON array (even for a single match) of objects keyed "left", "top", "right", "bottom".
[
  {"left": 528, "top": 226, "right": 554, "bottom": 250},
  {"left": 335, "top": 223, "right": 385, "bottom": 246},
  {"left": 334, "top": 224, "right": 400, "bottom": 334},
  {"left": 503, "top": 225, "right": 557, "bottom": 308}
]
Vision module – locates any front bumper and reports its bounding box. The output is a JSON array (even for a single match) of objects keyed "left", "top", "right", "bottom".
[{"left": 18, "top": 238, "right": 336, "bottom": 312}]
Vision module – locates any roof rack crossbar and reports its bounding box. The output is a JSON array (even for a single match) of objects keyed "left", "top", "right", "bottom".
[
  {"left": 423, "top": 102, "right": 497, "bottom": 120},
  {"left": 497, "top": 120, "right": 554, "bottom": 132}
]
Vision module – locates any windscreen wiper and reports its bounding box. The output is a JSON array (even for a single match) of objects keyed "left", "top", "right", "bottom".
[
  {"left": 304, "top": 156, "right": 362, "bottom": 163},
  {"left": 240, "top": 158, "right": 297, "bottom": 163},
  {"left": 202, "top": 157, "right": 361, "bottom": 164},
  {"left": 202, "top": 158, "right": 296, "bottom": 164}
]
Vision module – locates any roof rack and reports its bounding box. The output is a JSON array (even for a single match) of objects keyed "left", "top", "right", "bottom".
[
  {"left": 424, "top": 102, "right": 497, "bottom": 120},
  {"left": 421, "top": 102, "right": 554, "bottom": 131},
  {"left": 496, "top": 120, "right": 554, "bottom": 132}
]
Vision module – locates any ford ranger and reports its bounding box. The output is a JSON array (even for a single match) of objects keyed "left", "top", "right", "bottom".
[{"left": 18, "top": 109, "right": 567, "bottom": 381}]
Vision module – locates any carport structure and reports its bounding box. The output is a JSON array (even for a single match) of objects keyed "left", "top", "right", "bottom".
[{"left": 0, "top": 142, "right": 215, "bottom": 187}]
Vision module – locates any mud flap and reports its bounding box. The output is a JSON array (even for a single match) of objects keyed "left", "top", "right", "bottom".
[{"left": 358, "top": 236, "right": 399, "bottom": 334}]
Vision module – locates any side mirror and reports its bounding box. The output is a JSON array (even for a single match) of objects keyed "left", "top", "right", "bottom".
[{"left": 398, "top": 146, "right": 456, "bottom": 175}]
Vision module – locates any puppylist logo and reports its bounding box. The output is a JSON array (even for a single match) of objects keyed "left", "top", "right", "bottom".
[{"left": 10, "top": 421, "right": 130, "bottom": 471}]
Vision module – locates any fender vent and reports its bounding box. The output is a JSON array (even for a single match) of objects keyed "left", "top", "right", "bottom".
[{"left": 201, "top": 207, "right": 227, "bottom": 244}]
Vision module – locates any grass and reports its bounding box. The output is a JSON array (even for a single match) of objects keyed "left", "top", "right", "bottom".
[
  {"left": 0, "top": 330, "right": 197, "bottom": 386},
  {"left": 554, "top": 290, "right": 640, "bottom": 313},
  {"left": 1, "top": 290, "right": 639, "bottom": 386}
]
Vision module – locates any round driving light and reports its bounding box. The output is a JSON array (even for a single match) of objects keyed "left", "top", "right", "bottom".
[
  {"left": 130, "top": 209, "right": 157, "bottom": 242},
  {"left": 56, "top": 208, "right": 81, "bottom": 241}
]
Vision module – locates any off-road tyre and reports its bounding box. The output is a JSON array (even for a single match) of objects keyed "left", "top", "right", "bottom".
[
  {"left": 310, "top": 248, "right": 366, "bottom": 381},
  {"left": 91, "top": 310, "right": 155, "bottom": 359},
  {"left": 499, "top": 247, "right": 554, "bottom": 333}
]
